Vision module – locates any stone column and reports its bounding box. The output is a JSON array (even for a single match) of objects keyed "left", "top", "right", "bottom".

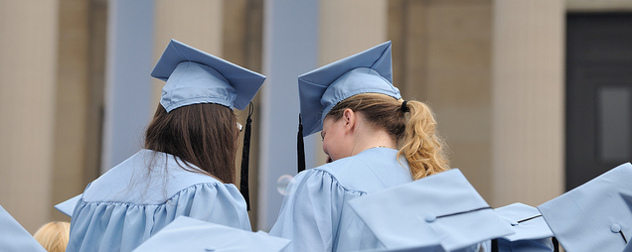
[
  {"left": 101, "top": 0, "right": 155, "bottom": 172},
  {"left": 491, "top": 0, "right": 565, "bottom": 206},
  {"left": 0, "top": 0, "right": 59, "bottom": 232},
  {"left": 259, "top": 0, "right": 320, "bottom": 231}
]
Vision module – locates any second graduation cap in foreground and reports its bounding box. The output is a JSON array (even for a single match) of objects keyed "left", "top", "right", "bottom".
[
  {"left": 349, "top": 169, "right": 514, "bottom": 251},
  {"left": 132, "top": 216, "right": 290, "bottom": 252},
  {"left": 493, "top": 203, "right": 555, "bottom": 252},
  {"left": 538, "top": 162, "right": 632, "bottom": 252}
]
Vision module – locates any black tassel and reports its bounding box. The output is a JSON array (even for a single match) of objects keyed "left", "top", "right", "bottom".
[
  {"left": 491, "top": 239, "right": 498, "bottom": 252},
  {"left": 297, "top": 114, "right": 306, "bottom": 173},
  {"left": 552, "top": 237, "right": 559, "bottom": 252},
  {"left": 240, "top": 103, "right": 253, "bottom": 211}
]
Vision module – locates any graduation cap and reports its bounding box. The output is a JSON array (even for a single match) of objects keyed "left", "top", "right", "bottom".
[
  {"left": 132, "top": 216, "right": 290, "bottom": 252},
  {"left": 152, "top": 39, "right": 266, "bottom": 210},
  {"left": 151, "top": 39, "right": 265, "bottom": 111},
  {"left": 493, "top": 203, "right": 556, "bottom": 252},
  {"left": 0, "top": 204, "right": 47, "bottom": 252},
  {"left": 296, "top": 41, "right": 400, "bottom": 172},
  {"left": 537, "top": 162, "right": 632, "bottom": 252},
  {"left": 348, "top": 169, "right": 514, "bottom": 251},
  {"left": 54, "top": 194, "right": 82, "bottom": 217}
]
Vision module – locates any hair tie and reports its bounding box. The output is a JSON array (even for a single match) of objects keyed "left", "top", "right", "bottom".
[{"left": 400, "top": 100, "right": 409, "bottom": 113}]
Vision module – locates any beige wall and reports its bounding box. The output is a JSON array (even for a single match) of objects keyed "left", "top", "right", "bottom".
[
  {"left": 320, "top": 0, "right": 388, "bottom": 64},
  {"left": 0, "top": 0, "right": 59, "bottom": 232},
  {"left": 491, "top": 0, "right": 565, "bottom": 207}
]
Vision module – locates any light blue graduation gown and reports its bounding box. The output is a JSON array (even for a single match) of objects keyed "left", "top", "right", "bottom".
[
  {"left": 270, "top": 148, "right": 413, "bottom": 252},
  {"left": 67, "top": 149, "right": 250, "bottom": 252}
]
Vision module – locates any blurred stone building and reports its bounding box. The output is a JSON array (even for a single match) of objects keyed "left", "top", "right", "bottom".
[{"left": 1, "top": 0, "right": 631, "bottom": 232}]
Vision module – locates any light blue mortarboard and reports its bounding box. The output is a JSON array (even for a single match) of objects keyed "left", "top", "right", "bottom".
[
  {"left": 0, "top": 204, "right": 46, "bottom": 251},
  {"left": 132, "top": 216, "right": 290, "bottom": 252},
  {"left": 494, "top": 203, "right": 555, "bottom": 252},
  {"left": 54, "top": 194, "right": 82, "bottom": 217},
  {"left": 151, "top": 39, "right": 266, "bottom": 112},
  {"left": 349, "top": 169, "right": 514, "bottom": 251},
  {"left": 298, "top": 41, "right": 401, "bottom": 137},
  {"left": 538, "top": 162, "right": 632, "bottom": 252}
]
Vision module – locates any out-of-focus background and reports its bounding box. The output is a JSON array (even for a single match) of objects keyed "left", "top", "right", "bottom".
[{"left": 1, "top": 0, "right": 631, "bottom": 233}]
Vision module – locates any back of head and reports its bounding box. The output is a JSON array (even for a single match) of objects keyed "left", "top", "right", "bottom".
[
  {"left": 33, "top": 221, "right": 70, "bottom": 252},
  {"left": 144, "top": 103, "right": 238, "bottom": 183},
  {"left": 327, "top": 93, "right": 449, "bottom": 180}
]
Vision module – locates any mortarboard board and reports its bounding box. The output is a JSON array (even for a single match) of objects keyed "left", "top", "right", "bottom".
[
  {"left": 349, "top": 169, "right": 514, "bottom": 251},
  {"left": 297, "top": 41, "right": 400, "bottom": 137},
  {"left": 493, "top": 203, "right": 555, "bottom": 252},
  {"left": 0, "top": 204, "right": 47, "bottom": 252},
  {"left": 296, "top": 41, "right": 400, "bottom": 172},
  {"left": 151, "top": 39, "right": 265, "bottom": 210},
  {"left": 132, "top": 216, "right": 290, "bottom": 252},
  {"left": 537, "top": 162, "right": 632, "bottom": 252},
  {"left": 54, "top": 194, "right": 82, "bottom": 217},
  {"left": 151, "top": 39, "right": 265, "bottom": 112}
]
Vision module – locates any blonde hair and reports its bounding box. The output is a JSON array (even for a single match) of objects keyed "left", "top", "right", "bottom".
[
  {"left": 326, "top": 93, "right": 449, "bottom": 180},
  {"left": 33, "top": 221, "right": 70, "bottom": 252}
]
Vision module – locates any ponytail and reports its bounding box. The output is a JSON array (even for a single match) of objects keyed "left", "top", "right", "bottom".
[
  {"left": 326, "top": 93, "right": 449, "bottom": 180},
  {"left": 397, "top": 100, "right": 449, "bottom": 180}
]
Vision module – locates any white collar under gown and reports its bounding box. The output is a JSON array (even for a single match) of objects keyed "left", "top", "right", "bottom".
[
  {"left": 269, "top": 148, "right": 487, "bottom": 252},
  {"left": 66, "top": 149, "right": 251, "bottom": 252}
]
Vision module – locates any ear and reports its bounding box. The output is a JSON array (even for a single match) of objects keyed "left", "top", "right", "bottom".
[{"left": 342, "top": 108, "right": 356, "bottom": 133}]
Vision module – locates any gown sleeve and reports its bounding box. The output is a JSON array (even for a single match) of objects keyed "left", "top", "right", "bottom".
[{"left": 269, "top": 169, "right": 357, "bottom": 252}]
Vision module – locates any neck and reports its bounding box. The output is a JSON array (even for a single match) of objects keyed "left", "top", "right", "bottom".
[{"left": 349, "top": 128, "right": 396, "bottom": 156}]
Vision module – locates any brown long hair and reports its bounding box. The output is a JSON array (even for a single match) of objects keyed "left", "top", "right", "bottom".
[
  {"left": 326, "top": 93, "right": 449, "bottom": 180},
  {"left": 144, "top": 103, "right": 238, "bottom": 183}
]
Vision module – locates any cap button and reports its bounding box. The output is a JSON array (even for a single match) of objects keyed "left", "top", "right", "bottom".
[
  {"left": 205, "top": 248, "right": 216, "bottom": 252},
  {"left": 425, "top": 215, "right": 436, "bottom": 223},
  {"left": 611, "top": 224, "right": 621, "bottom": 233},
  {"left": 510, "top": 221, "right": 519, "bottom": 226}
]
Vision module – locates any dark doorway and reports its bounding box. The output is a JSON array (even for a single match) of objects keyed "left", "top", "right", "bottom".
[{"left": 566, "top": 13, "right": 632, "bottom": 191}]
